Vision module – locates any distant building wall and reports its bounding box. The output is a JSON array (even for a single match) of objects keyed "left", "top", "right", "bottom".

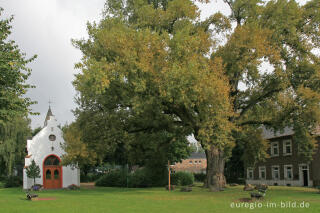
[
  {"left": 171, "top": 153, "right": 207, "bottom": 173},
  {"left": 245, "top": 127, "right": 320, "bottom": 187}
]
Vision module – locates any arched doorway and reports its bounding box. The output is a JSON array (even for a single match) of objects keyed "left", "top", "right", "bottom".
[{"left": 43, "top": 155, "right": 62, "bottom": 189}]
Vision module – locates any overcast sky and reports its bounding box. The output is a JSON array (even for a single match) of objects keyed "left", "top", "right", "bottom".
[
  {"left": 1, "top": 0, "right": 306, "bottom": 129},
  {"left": 1, "top": 0, "right": 232, "bottom": 129}
]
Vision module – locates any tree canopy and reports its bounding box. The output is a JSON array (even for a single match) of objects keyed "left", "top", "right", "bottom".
[
  {"left": 0, "top": 8, "right": 35, "bottom": 177},
  {"left": 0, "top": 8, "right": 37, "bottom": 122},
  {"left": 70, "top": 0, "right": 320, "bottom": 191},
  {"left": 0, "top": 116, "right": 31, "bottom": 176}
]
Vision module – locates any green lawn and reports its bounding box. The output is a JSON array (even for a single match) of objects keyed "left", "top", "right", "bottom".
[{"left": 0, "top": 184, "right": 319, "bottom": 213}]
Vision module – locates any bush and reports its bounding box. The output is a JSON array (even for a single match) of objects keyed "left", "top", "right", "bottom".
[
  {"left": 128, "top": 168, "right": 152, "bottom": 188},
  {"left": 95, "top": 169, "right": 127, "bottom": 187},
  {"left": 96, "top": 167, "right": 166, "bottom": 188},
  {"left": 4, "top": 176, "right": 23, "bottom": 188},
  {"left": 194, "top": 173, "right": 206, "bottom": 182},
  {"left": 81, "top": 173, "right": 103, "bottom": 182},
  {"left": 171, "top": 172, "right": 194, "bottom": 186}
]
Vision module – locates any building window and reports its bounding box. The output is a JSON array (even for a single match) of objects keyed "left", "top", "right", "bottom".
[
  {"left": 284, "top": 165, "right": 293, "bottom": 180},
  {"left": 247, "top": 168, "right": 253, "bottom": 180},
  {"left": 283, "top": 140, "right": 292, "bottom": 155},
  {"left": 259, "top": 167, "right": 266, "bottom": 180},
  {"left": 189, "top": 160, "right": 192, "bottom": 164},
  {"left": 272, "top": 166, "right": 280, "bottom": 180},
  {"left": 195, "top": 160, "right": 198, "bottom": 164},
  {"left": 271, "top": 142, "right": 279, "bottom": 157},
  {"left": 199, "top": 160, "right": 201, "bottom": 163}
]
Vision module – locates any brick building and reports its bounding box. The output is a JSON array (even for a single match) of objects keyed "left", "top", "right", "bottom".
[
  {"left": 246, "top": 127, "right": 320, "bottom": 187},
  {"left": 171, "top": 152, "right": 207, "bottom": 173}
]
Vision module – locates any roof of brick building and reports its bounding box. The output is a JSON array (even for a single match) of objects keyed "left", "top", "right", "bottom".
[{"left": 188, "top": 152, "right": 206, "bottom": 159}]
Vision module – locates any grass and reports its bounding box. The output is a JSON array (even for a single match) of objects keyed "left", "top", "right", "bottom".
[{"left": 0, "top": 184, "right": 319, "bottom": 213}]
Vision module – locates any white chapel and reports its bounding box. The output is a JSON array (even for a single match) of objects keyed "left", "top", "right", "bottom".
[{"left": 23, "top": 107, "right": 80, "bottom": 189}]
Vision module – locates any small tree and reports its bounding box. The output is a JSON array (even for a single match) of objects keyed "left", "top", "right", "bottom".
[{"left": 26, "top": 160, "right": 40, "bottom": 187}]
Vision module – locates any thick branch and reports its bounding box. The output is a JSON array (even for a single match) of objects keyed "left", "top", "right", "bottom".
[
  {"left": 239, "top": 120, "right": 272, "bottom": 126},
  {"left": 238, "top": 87, "right": 282, "bottom": 119}
]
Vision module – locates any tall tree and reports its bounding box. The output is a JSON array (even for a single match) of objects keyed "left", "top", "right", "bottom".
[
  {"left": 0, "top": 116, "right": 31, "bottom": 176},
  {"left": 72, "top": 0, "right": 320, "bottom": 191},
  {"left": 0, "top": 8, "right": 36, "bottom": 177},
  {"left": 208, "top": 0, "right": 320, "bottom": 188},
  {"left": 72, "top": 0, "right": 233, "bottom": 186},
  {"left": 0, "top": 8, "right": 37, "bottom": 122}
]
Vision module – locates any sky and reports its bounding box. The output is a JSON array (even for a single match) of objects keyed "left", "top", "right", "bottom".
[
  {"left": 1, "top": 0, "right": 231, "bottom": 129},
  {"left": 1, "top": 0, "right": 307, "bottom": 129}
]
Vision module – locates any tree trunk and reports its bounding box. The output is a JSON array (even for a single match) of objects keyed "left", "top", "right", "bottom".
[{"left": 205, "top": 146, "right": 226, "bottom": 191}]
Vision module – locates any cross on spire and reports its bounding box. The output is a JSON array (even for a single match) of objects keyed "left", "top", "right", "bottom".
[{"left": 48, "top": 98, "right": 53, "bottom": 108}]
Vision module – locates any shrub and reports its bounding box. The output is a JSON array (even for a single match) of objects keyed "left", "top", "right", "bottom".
[
  {"left": 81, "top": 173, "right": 103, "bottom": 182},
  {"left": 194, "top": 173, "right": 206, "bottom": 182},
  {"left": 4, "top": 176, "right": 23, "bottom": 188},
  {"left": 128, "top": 168, "right": 152, "bottom": 188},
  {"left": 95, "top": 169, "right": 127, "bottom": 187},
  {"left": 171, "top": 172, "right": 194, "bottom": 186}
]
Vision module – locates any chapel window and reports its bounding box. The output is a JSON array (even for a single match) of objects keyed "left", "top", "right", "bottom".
[
  {"left": 49, "top": 134, "right": 56, "bottom": 141},
  {"left": 44, "top": 155, "right": 60, "bottom": 166}
]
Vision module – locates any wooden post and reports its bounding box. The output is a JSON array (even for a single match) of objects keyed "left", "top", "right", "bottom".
[{"left": 168, "top": 160, "right": 171, "bottom": 191}]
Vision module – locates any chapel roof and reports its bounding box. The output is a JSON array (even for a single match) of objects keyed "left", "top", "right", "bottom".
[{"left": 44, "top": 106, "right": 53, "bottom": 126}]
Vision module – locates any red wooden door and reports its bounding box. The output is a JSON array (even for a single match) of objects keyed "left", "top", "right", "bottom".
[{"left": 43, "top": 155, "right": 62, "bottom": 189}]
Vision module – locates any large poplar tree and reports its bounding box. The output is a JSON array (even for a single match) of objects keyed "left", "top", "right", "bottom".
[{"left": 72, "top": 0, "right": 320, "bottom": 191}]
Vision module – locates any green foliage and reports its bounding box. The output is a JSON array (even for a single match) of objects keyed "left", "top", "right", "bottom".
[
  {"left": 26, "top": 160, "right": 40, "bottom": 186},
  {"left": 212, "top": 0, "right": 320, "bottom": 166},
  {"left": 80, "top": 173, "right": 104, "bottom": 183},
  {"left": 171, "top": 171, "right": 194, "bottom": 186},
  {"left": 3, "top": 176, "right": 22, "bottom": 188},
  {"left": 95, "top": 167, "right": 167, "bottom": 188},
  {"left": 62, "top": 122, "right": 97, "bottom": 174},
  {"left": 72, "top": 0, "right": 233, "bottom": 186},
  {"left": 95, "top": 169, "right": 127, "bottom": 187},
  {"left": 72, "top": 0, "right": 320, "bottom": 189},
  {"left": 194, "top": 173, "right": 206, "bottom": 182},
  {"left": 0, "top": 7, "right": 34, "bottom": 178},
  {"left": 0, "top": 8, "right": 37, "bottom": 122},
  {"left": 128, "top": 168, "right": 152, "bottom": 188},
  {"left": 0, "top": 116, "right": 31, "bottom": 176}
]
